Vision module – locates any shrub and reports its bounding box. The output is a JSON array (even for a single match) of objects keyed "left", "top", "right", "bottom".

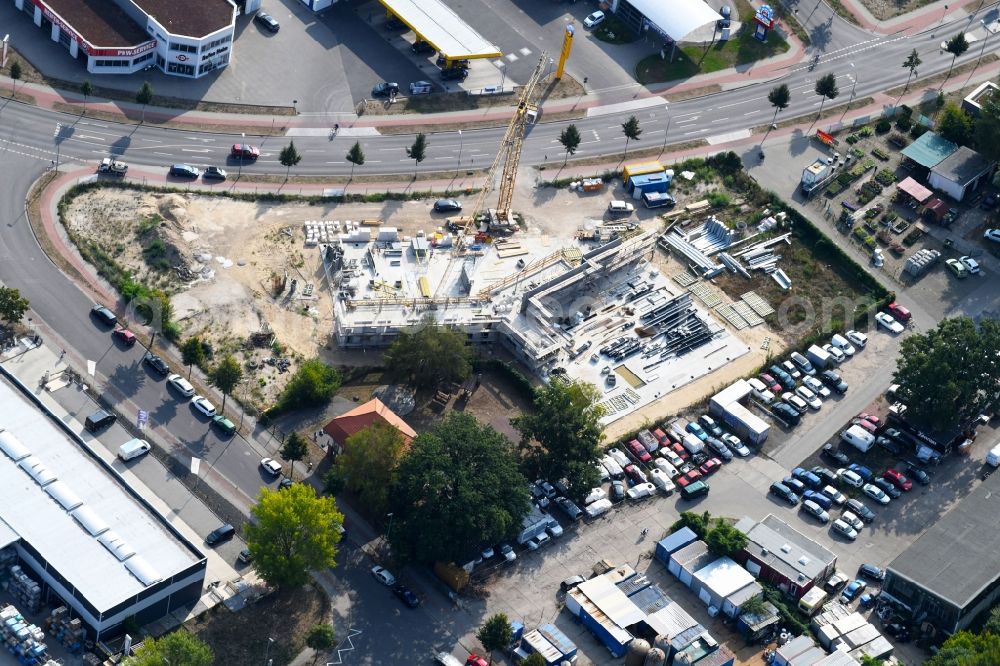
[
  {"left": 859, "top": 126, "right": 875, "bottom": 137},
  {"left": 707, "top": 191, "right": 731, "bottom": 207},
  {"left": 872, "top": 148, "right": 890, "bottom": 161},
  {"left": 875, "top": 119, "right": 892, "bottom": 134},
  {"left": 895, "top": 116, "right": 913, "bottom": 132},
  {"left": 910, "top": 123, "right": 929, "bottom": 139},
  {"left": 898, "top": 104, "right": 913, "bottom": 119}
]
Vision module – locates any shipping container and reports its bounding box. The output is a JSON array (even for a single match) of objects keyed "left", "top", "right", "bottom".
[
  {"left": 623, "top": 160, "right": 665, "bottom": 183},
  {"left": 722, "top": 402, "right": 769, "bottom": 446}
]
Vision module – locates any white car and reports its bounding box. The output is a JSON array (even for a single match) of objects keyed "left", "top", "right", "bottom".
[
  {"left": 659, "top": 448, "right": 685, "bottom": 470},
  {"left": 546, "top": 523, "right": 563, "bottom": 538},
  {"left": 795, "top": 386, "right": 822, "bottom": 410},
  {"left": 832, "top": 518, "right": 858, "bottom": 540},
  {"left": 845, "top": 330, "right": 867, "bottom": 348},
  {"left": 838, "top": 468, "right": 864, "bottom": 488},
  {"left": 746, "top": 377, "right": 775, "bottom": 404},
  {"left": 803, "top": 376, "right": 831, "bottom": 399},
  {"left": 821, "top": 485, "right": 847, "bottom": 506},
  {"left": 626, "top": 482, "right": 656, "bottom": 500},
  {"left": 607, "top": 448, "right": 630, "bottom": 467},
  {"left": 830, "top": 333, "right": 856, "bottom": 356},
  {"left": 500, "top": 543, "right": 516, "bottom": 562},
  {"left": 875, "top": 312, "right": 905, "bottom": 334},
  {"left": 371, "top": 565, "right": 396, "bottom": 586},
  {"left": 781, "top": 360, "right": 802, "bottom": 379},
  {"left": 654, "top": 457, "right": 680, "bottom": 478},
  {"left": 802, "top": 499, "right": 830, "bottom": 523},
  {"left": 191, "top": 395, "right": 217, "bottom": 417},
  {"left": 583, "top": 10, "right": 606, "bottom": 28},
  {"left": 841, "top": 511, "right": 864, "bottom": 531},
  {"left": 648, "top": 468, "right": 676, "bottom": 494},
  {"left": 723, "top": 433, "right": 751, "bottom": 457},
  {"left": 960, "top": 256, "right": 980, "bottom": 274},
  {"left": 260, "top": 457, "right": 282, "bottom": 476},
  {"left": 823, "top": 344, "right": 846, "bottom": 364},
  {"left": 584, "top": 487, "right": 607, "bottom": 505},
  {"left": 167, "top": 373, "right": 195, "bottom": 397},
  {"left": 481, "top": 546, "right": 495, "bottom": 560},
  {"left": 984, "top": 228, "right": 1000, "bottom": 243},
  {"left": 863, "top": 483, "right": 891, "bottom": 505},
  {"left": 782, "top": 392, "right": 809, "bottom": 413}
]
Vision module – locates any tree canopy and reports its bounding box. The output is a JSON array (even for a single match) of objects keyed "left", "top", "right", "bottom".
[
  {"left": 209, "top": 354, "right": 242, "bottom": 409},
  {"left": 124, "top": 630, "right": 213, "bottom": 666},
  {"left": 382, "top": 320, "right": 472, "bottom": 390},
  {"left": 705, "top": 518, "right": 748, "bottom": 557},
  {"left": 0, "top": 286, "right": 29, "bottom": 325},
  {"left": 477, "top": 613, "right": 513, "bottom": 665},
  {"left": 280, "top": 431, "right": 309, "bottom": 480},
  {"left": 181, "top": 337, "right": 206, "bottom": 377},
  {"left": 334, "top": 422, "right": 406, "bottom": 517},
  {"left": 406, "top": 133, "right": 428, "bottom": 172},
  {"left": 944, "top": 32, "right": 969, "bottom": 79},
  {"left": 559, "top": 124, "right": 581, "bottom": 162},
  {"left": 974, "top": 89, "right": 1000, "bottom": 162},
  {"left": 514, "top": 379, "right": 603, "bottom": 502},
  {"left": 280, "top": 141, "right": 302, "bottom": 179},
  {"left": 306, "top": 624, "right": 335, "bottom": 653},
  {"left": 937, "top": 102, "right": 974, "bottom": 145},
  {"left": 927, "top": 631, "right": 1000, "bottom": 666},
  {"left": 621, "top": 115, "right": 642, "bottom": 157},
  {"left": 767, "top": 84, "right": 790, "bottom": 121},
  {"left": 245, "top": 483, "right": 343, "bottom": 588},
  {"left": 814, "top": 74, "right": 839, "bottom": 113},
  {"left": 902, "top": 49, "right": 922, "bottom": 91},
  {"left": 273, "top": 358, "right": 341, "bottom": 412},
  {"left": 390, "top": 413, "right": 530, "bottom": 563},
  {"left": 893, "top": 316, "right": 1000, "bottom": 432},
  {"left": 346, "top": 141, "right": 365, "bottom": 178},
  {"left": 671, "top": 511, "right": 712, "bottom": 539}
]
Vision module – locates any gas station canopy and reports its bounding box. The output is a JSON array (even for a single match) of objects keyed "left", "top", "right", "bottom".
[
  {"left": 378, "top": 0, "right": 502, "bottom": 59},
  {"left": 628, "top": 0, "right": 723, "bottom": 40}
]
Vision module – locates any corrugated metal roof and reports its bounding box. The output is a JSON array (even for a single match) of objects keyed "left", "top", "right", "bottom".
[
  {"left": 900, "top": 131, "right": 958, "bottom": 168},
  {"left": 931, "top": 146, "right": 995, "bottom": 185},
  {"left": 657, "top": 527, "right": 697, "bottom": 555},
  {"left": 577, "top": 575, "right": 646, "bottom": 628},
  {"left": 694, "top": 557, "right": 756, "bottom": 598},
  {"left": 377, "top": 0, "right": 501, "bottom": 58},
  {"left": 645, "top": 601, "right": 698, "bottom": 639}
]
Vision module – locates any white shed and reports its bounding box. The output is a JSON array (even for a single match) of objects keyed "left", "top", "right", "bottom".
[{"left": 928, "top": 146, "right": 996, "bottom": 202}]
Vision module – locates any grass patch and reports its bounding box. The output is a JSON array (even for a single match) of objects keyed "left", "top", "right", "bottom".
[
  {"left": 636, "top": 25, "right": 788, "bottom": 84},
  {"left": 593, "top": 16, "right": 639, "bottom": 44}
]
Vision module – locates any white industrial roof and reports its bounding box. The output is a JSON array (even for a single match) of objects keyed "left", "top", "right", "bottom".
[
  {"left": 645, "top": 600, "right": 698, "bottom": 639},
  {"left": 629, "top": 0, "right": 723, "bottom": 40},
  {"left": 693, "top": 557, "right": 756, "bottom": 598},
  {"left": 377, "top": 0, "right": 501, "bottom": 58},
  {"left": 576, "top": 575, "right": 647, "bottom": 628},
  {"left": 0, "top": 378, "right": 201, "bottom": 613}
]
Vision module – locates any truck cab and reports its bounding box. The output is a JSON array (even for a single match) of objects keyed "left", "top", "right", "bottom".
[{"left": 97, "top": 158, "right": 128, "bottom": 176}]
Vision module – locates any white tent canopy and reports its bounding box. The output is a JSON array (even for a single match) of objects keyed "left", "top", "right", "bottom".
[
  {"left": 627, "top": 0, "right": 724, "bottom": 40},
  {"left": 378, "top": 0, "right": 501, "bottom": 58}
]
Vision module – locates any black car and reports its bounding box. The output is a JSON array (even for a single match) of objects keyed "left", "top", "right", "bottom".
[
  {"left": 411, "top": 40, "right": 435, "bottom": 54},
  {"left": 876, "top": 436, "right": 901, "bottom": 455},
  {"left": 90, "top": 304, "right": 117, "bottom": 327},
  {"left": 982, "top": 192, "right": 999, "bottom": 210},
  {"left": 437, "top": 57, "right": 469, "bottom": 69},
  {"left": 873, "top": 478, "right": 902, "bottom": 499},
  {"left": 772, "top": 402, "right": 801, "bottom": 425},
  {"left": 769, "top": 364, "right": 796, "bottom": 389},
  {"left": 143, "top": 352, "right": 169, "bottom": 376},
  {"left": 769, "top": 482, "right": 799, "bottom": 506},
  {"left": 169, "top": 164, "right": 200, "bottom": 178},
  {"left": 206, "top": 523, "right": 236, "bottom": 545},
  {"left": 811, "top": 466, "right": 838, "bottom": 487},
  {"left": 706, "top": 437, "right": 733, "bottom": 462},
  {"left": 819, "top": 369, "right": 848, "bottom": 394},
  {"left": 393, "top": 583, "right": 420, "bottom": 608},
  {"left": 371, "top": 82, "right": 399, "bottom": 97},
  {"left": 822, "top": 442, "right": 850, "bottom": 466},
  {"left": 905, "top": 462, "right": 930, "bottom": 485},
  {"left": 203, "top": 166, "right": 227, "bottom": 181},
  {"left": 859, "top": 563, "right": 885, "bottom": 581},
  {"left": 782, "top": 476, "right": 807, "bottom": 495},
  {"left": 846, "top": 498, "right": 876, "bottom": 523},
  {"left": 883, "top": 623, "right": 911, "bottom": 642},
  {"left": 440, "top": 67, "right": 469, "bottom": 81},
  {"left": 254, "top": 11, "right": 280, "bottom": 32},
  {"left": 610, "top": 479, "right": 625, "bottom": 502},
  {"left": 433, "top": 198, "right": 462, "bottom": 212}
]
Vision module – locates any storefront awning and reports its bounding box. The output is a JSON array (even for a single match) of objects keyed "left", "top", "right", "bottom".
[
  {"left": 627, "top": 0, "right": 723, "bottom": 40},
  {"left": 897, "top": 177, "right": 932, "bottom": 203}
]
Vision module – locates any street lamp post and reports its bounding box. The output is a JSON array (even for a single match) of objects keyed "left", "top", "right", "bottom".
[
  {"left": 660, "top": 103, "right": 670, "bottom": 157},
  {"left": 979, "top": 20, "right": 989, "bottom": 64},
  {"left": 457, "top": 129, "right": 463, "bottom": 166},
  {"left": 263, "top": 637, "right": 274, "bottom": 666}
]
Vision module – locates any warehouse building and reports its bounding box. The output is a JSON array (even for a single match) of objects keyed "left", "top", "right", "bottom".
[
  {"left": 10, "top": 0, "right": 242, "bottom": 77},
  {"left": 734, "top": 515, "right": 836, "bottom": 600},
  {"left": 0, "top": 369, "right": 206, "bottom": 640},
  {"left": 880, "top": 479, "right": 1000, "bottom": 635}
]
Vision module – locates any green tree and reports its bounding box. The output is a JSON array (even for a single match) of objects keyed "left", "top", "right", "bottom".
[
  {"left": 944, "top": 32, "right": 969, "bottom": 81},
  {"left": 135, "top": 81, "right": 153, "bottom": 123},
  {"left": 124, "top": 630, "right": 213, "bottom": 666},
  {"left": 893, "top": 317, "right": 1000, "bottom": 432},
  {"left": 621, "top": 115, "right": 642, "bottom": 157},
  {"left": 245, "top": 483, "right": 343, "bottom": 588},
  {"left": 705, "top": 518, "right": 748, "bottom": 557},
  {"left": 926, "top": 631, "right": 1000, "bottom": 665},
  {"left": 984, "top": 605, "right": 1000, "bottom": 635},
  {"left": 974, "top": 88, "right": 1000, "bottom": 161},
  {"left": 739, "top": 595, "right": 767, "bottom": 617},
  {"left": 280, "top": 431, "right": 310, "bottom": 481},
  {"left": 0, "top": 286, "right": 29, "bottom": 325},
  {"left": 279, "top": 140, "right": 302, "bottom": 180},
  {"left": 937, "top": 101, "right": 974, "bottom": 145},
  {"left": 181, "top": 336, "right": 206, "bottom": 379},
  {"left": 476, "top": 613, "right": 513, "bottom": 665},
  {"left": 559, "top": 124, "right": 581, "bottom": 164},
  {"left": 346, "top": 141, "right": 365, "bottom": 179},
  {"left": 814, "top": 73, "right": 839, "bottom": 115},
  {"left": 670, "top": 511, "right": 712, "bottom": 539},
  {"left": 382, "top": 320, "right": 472, "bottom": 390},
  {"left": 767, "top": 83, "right": 790, "bottom": 124},
  {"left": 274, "top": 358, "right": 341, "bottom": 412},
  {"left": 859, "top": 656, "right": 885, "bottom": 666},
  {"left": 513, "top": 379, "right": 604, "bottom": 503},
  {"left": 521, "top": 654, "right": 546, "bottom": 666},
  {"left": 406, "top": 133, "right": 427, "bottom": 175},
  {"left": 8, "top": 60, "right": 21, "bottom": 98},
  {"left": 305, "top": 624, "right": 335, "bottom": 662},
  {"left": 209, "top": 354, "right": 242, "bottom": 411},
  {"left": 334, "top": 422, "right": 405, "bottom": 517},
  {"left": 80, "top": 80, "right": 94, "bottom": 115},
  {"left": 390, "top": 413, "right": 530, "bottom": 563},
  {"left": 902, "top": 49, "right": 922, "bottom": 92}
]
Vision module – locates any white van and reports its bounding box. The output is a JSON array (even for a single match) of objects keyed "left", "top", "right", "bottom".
[
  {"left": 584, "top": 498, "right": 613, "bottom": 518},
  {"left": 118, "top": 438, "right": 151, "bottom": 461},
  {"left": 682, "top": 433, "right": 705, "bottom": 455},
  {"left": 747, "top": 377, "right": 775, "bottom": 404},
  {"left": 840, "top": 425, "right": 875, "bottom": 452},
  {"left": 601, "top": 455, "right": 624, "bottom": 479},
  {"left": 987, "top": 444, "right": 1000, "bottom": 467},
  {"left": 608, "top": 200, "right": 635, "bottom": 215}
]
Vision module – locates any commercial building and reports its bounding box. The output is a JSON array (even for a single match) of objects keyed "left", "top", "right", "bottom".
[
  {"left": 734, "top": 515, "right": 837, "bottom": 600},
  {"left": 928, "top": 146, "right": 996, "bottom": 202},
  {"left": 709, "top": 379, "right": 770, "bottom": 446},
  {"left": 690, "top": 557, "right": 762, "bottom": 619},
  {"left": 376, "top": 0, "right": 501, "bottom": 62},
  {"left": 962, "top": 81, "right": 1000, "bottom": 117},
  {"left": 881, "top": 479, "right": 1000, "bottom": 635},
  {"left": 10, "top": 0, "right": 242, "bottom": 77},
  {"left": 0, "top": 368, "right": 206, "bottom": 640}
]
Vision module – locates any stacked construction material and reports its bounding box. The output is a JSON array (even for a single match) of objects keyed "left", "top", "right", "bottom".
[
  {"left": 303, "top": 220, "right": 343, "bottom": 246},
  {"left": 44, "top": 607, "right": 85, "bottom": 654},
  {"left": 0, "top": 604, "right": 49, "bottom": 665},
  {"left": 903, "top": 248, "right": 941, "bottom": 277},
  {"left": 8, "top": 566, "right": 41, "bottom": 613}
]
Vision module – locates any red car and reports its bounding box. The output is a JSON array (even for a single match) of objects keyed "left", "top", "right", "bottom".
[
  {"left": 883, "top": 468, "right": 913, "bottom": 491},
  {"left": 759, "top": 373, "right": 782, "bottom": 393},
  {"left": 887, "top": 302, "right": 911, "bottom": 323},
  {"left": 857, "top": 412, "right": 882, "bottom": 427},
  {"left": 627, "top": 439, "right": 652, "bottom": 463},
  {"left": 669, "top": 441, "right": 689, "bottom": 461},
  {"left": 652, "top": 428, "right": 669, "bottom": 445},
  {"left": 231, "top": 143, "right": 260, "bottom": 160},
  {"left": 699, "top": 458, "right": 723, "bottom": 476},
  {"left": 852, "top": 418, "right": 878, "bottom": 435},
  {"left": 623, "top": 464, "right": 647, "bottom": 485},
  {"left": 112, "top": 327, "right": 137, "bottom": 346},
  {"left": 676, "top": 469, "right": 703, "bottom": 487}
]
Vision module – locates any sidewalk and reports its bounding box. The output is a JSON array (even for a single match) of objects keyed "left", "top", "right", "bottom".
[{"left": 835, "top": 0, "right": 982, "bottom": 34}]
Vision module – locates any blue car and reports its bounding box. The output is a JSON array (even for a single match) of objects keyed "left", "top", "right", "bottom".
[
  {"left": 841, "top": 579, "right": 867, "bottom": 603},
  {"left": 792, "top": 467, "right": 823, "bottom": 489},
  {"left": 848, "top": 463, "right": 874, "bottom": 482},
  {"left": 802, "top": 489, "right": 833, "bottom": 510},
  {"left": 859, "top": 592, "right": 878, "bottom": 609},
  {"left": 686, "top": 422, "right": 708, "bottom": 442}
]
